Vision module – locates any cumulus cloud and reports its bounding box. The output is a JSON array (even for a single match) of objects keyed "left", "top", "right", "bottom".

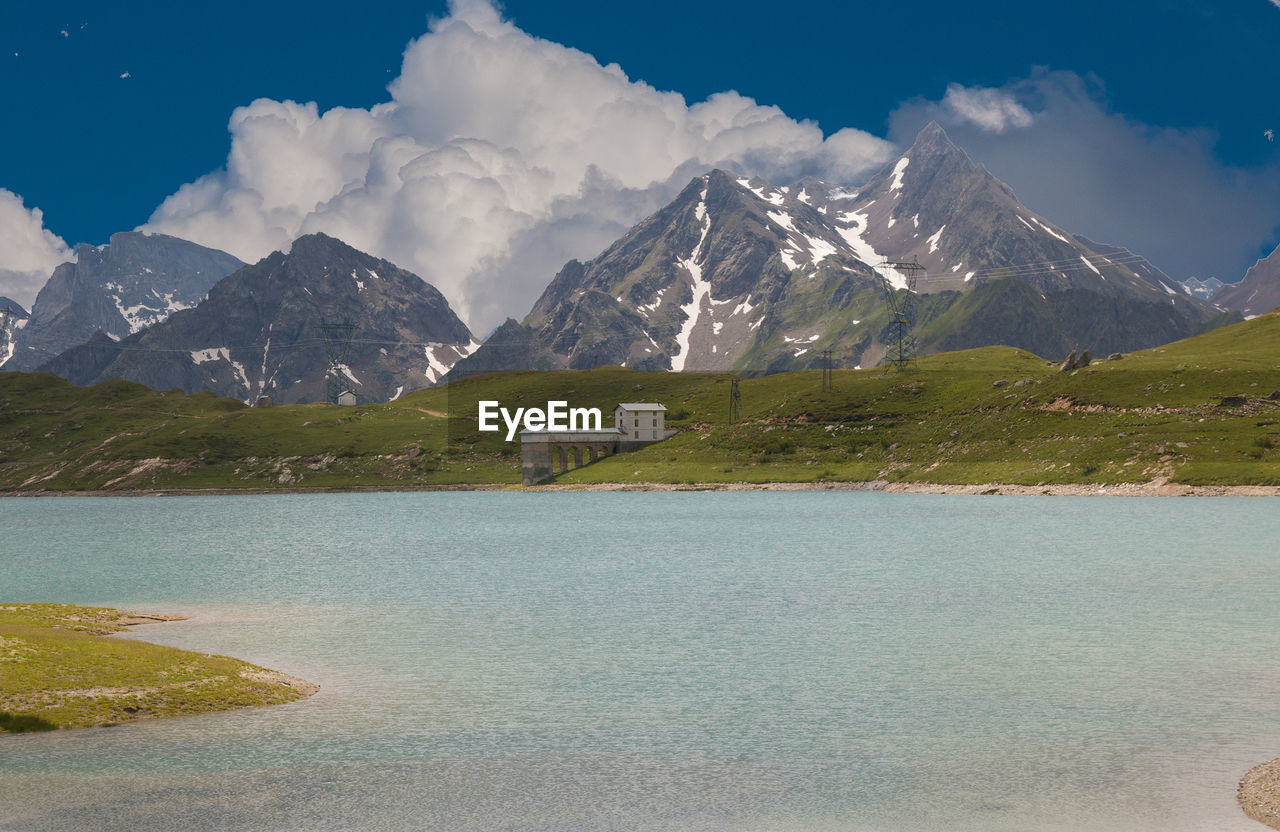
[
  {"left": 0, "top": 189, "right": 73, "bottom": 309},
  {"left": 143, "top": 0, "right": 894, "bottom": 330},
  {"left": 890, "top": 71, "right": 1280, "bottom": 283},
  {"left": 940, "top": 83, "right": 1034, "bottom": 133}
]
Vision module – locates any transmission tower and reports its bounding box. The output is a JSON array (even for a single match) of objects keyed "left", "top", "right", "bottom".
[
  {"left": 319, "top": 315, "right": 358, "bottom": 403},
  {"left": 728, "top": 377, "right": 742, "bottom": 424},
  {"left": 878, "top": 256, "right": 926, "bottom": 371}
]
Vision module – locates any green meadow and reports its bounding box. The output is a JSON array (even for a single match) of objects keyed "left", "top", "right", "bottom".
[
  {"left": 0, "top": 604, "right": 313, "bottom": 731},
  {"left": 2, "top": 311, "right": 1279, "bottom": 491}
]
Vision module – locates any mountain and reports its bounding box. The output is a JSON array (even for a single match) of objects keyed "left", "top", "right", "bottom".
[
  {"left": 2, "top": 232, "right": 245, "bottom": 372},
  {"left": 1212, "top": 245, "right": 1280, "bottom": 318},
  {"left": 1182, "top": 276, "right": 1224, "bottom": 301},
  {"left": 449, "top": 123, "right": 1232, "bottom": 378},
  {"left": 1, "top": 297, "right": 30, "bottom": 367},
  {"left": 42, "top": 233, "right": 477, "bottom": 404}
]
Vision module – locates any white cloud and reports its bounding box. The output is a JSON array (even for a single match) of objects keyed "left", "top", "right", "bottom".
[
  {"left": 890, "top": 71, "right": 1280, "bottom": 283},
  {"left": 143, "top": 0, "right": 894, "bottom": 330},
  {"left": 0, "top": 189, "right": 73, "bottom": 308},
  {"left": 940, "top": 83, "right": 1034, "bottom": 133}
]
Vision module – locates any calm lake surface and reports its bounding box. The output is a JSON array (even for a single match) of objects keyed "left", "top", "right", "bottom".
[{"left": 2, "top": 492, "right": 1280, "bottom": 831}]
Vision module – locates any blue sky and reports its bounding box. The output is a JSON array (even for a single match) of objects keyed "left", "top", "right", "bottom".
[{"left": 2, "top": 0, "right": 1278, "bottom": 325}]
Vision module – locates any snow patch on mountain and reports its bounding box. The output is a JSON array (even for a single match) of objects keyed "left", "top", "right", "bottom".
[
  {"left": 1031, "top": 217, "right": 1070, "bottom": 244},
  {"left": 423, "top": 344, "right": 452, "bottom": 382},
  {"left": 888, "top": 158, "right": 909, "bottom": 192},
  {"left": 671, "top": 184, "right": 712, "bottom": 372},
  {"left": 2, "top": 316, "right": 26, "bottom": 366},
  {"left": 767, "top": 210, "right": 798, "bottom": 235},
  {"left": 736, "top": 178, "right": 785, "bottom": 206},
  {"left": 926, "top": 225, "right": 946, "bottom": 254},
  {"left": 834, "top": 211, "right": 909, "bottom": 291},
  {"left": 191, "top": 347, "right": 230, "bottom": 364},
  {"left": 338, "top": 364, "right": 361, "bottom": 386},
  {"left": 804, "top": 234, "right": 837, "bottom": 264}
]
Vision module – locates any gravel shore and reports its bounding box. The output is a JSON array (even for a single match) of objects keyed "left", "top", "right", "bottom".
[
  {"left": 5, "top": 479, "right": 1280, "bottom": 497},
  {"left": 1241, "top": 758, "right": 1280, "bottom": 829},
  {"left": 527, "top": 479, "right": 1280, "bottom": 496}
]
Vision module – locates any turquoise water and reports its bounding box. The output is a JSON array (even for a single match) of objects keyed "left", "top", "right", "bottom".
[{"left": 2, "top": 492, "right": 1279, "bottom": 831}]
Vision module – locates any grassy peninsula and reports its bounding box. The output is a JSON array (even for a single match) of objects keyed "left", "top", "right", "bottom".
[
  {"left": 2, "top": 311, "right": 1279, "bottom": 492},
  {"left": 0, "top": 604, "right": 315, "bottom": 731}
]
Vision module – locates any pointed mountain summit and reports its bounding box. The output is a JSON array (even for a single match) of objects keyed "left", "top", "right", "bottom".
[
  {"left": 452, "top": 123, "right": 1233, "bottom": 377},
  {"left": 1213, "top": 244, "right": 1280, "bottom": 318},
  {"left": 2, "top": 232, "right": 245, "bottom": 372},
  {"left": 451, "top": 168, "right": 885, "bottom": 378},
  {"left": 42, "top": 233, "right": 478, "bottom": 404}
]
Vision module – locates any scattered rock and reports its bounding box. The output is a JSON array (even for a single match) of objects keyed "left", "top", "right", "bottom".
[
  {"left": 1108, "top": 353, "right": 1124, "bottom": 361},
  {"left": 1217, "top": 395, "right": 1248, "bottom": 407},
  {"left": 992, "top": 379, "right": 1009, "bottom": 388},
  {"left": 1059, "top": 350, "right": 1092, "bottom": 372},
  {"left": 631, "top": 384, "right": 644, "bottom": 392}
]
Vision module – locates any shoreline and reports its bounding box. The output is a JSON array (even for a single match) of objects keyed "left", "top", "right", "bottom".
[
  {"left": 1241, "top": 758, "right": 1280, "bottom": 830},
  {"left": 3, "top": 479, "right": 1280, "bottom": 497},
  {"left": 0, "top": 605, "right": 318, "bottom": 731}
]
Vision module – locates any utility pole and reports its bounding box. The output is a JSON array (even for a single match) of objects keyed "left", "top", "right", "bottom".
[
  {"left": 319, "top": 315, "right": 358, "bottom": 403},
  {"left": 821, "top": 349, "right": 834, "bottom": 392},
  {"left": 728, "top": 377, "right": 741, "bottom": 424},
  {"left": 879, "top": 256, "right": 926, "bottom": 371}
]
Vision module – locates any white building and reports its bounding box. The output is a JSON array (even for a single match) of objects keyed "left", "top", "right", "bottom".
[{"left": 614, "top": 402, "right": 667, "bottom": 442}]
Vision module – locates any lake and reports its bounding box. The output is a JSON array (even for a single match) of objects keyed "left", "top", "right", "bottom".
[{"left": 2, "top": 492, "right": 1279, "bottom": 831}]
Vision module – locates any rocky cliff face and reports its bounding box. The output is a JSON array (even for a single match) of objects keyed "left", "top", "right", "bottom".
[
  {"left": 3, "top": 232, "right": 245, "bottom": 372},
  {"left": 1213, "top": 245, "right": 1280, "bottom": 318},
  {"left": 42, "top": 233, "right": 478, "bottom": 404},
  {"left": 0, "top": 297, "right": 29, "bottom": 367},
  {"left": 450, "top": 123, "right": 1232, "bottom": 378}
]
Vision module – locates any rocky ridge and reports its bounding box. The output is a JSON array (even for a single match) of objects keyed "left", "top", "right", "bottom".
[
  {"left": 42, "top": 233, "right": 478, "bottom": 404},
  {"left": 449, "top": 122, "right": 1231, "bottom": 378},
  {"left": 2, "top": 232, "right": 245, "bottom": 372}
]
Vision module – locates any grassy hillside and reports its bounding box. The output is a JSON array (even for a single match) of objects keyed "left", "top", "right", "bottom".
[
  {"left": 3, "top": 311, "right": 1280, "bottom": 490},
  {"left": 0, "top": 604, "right": 314, "bottom": 731}
]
